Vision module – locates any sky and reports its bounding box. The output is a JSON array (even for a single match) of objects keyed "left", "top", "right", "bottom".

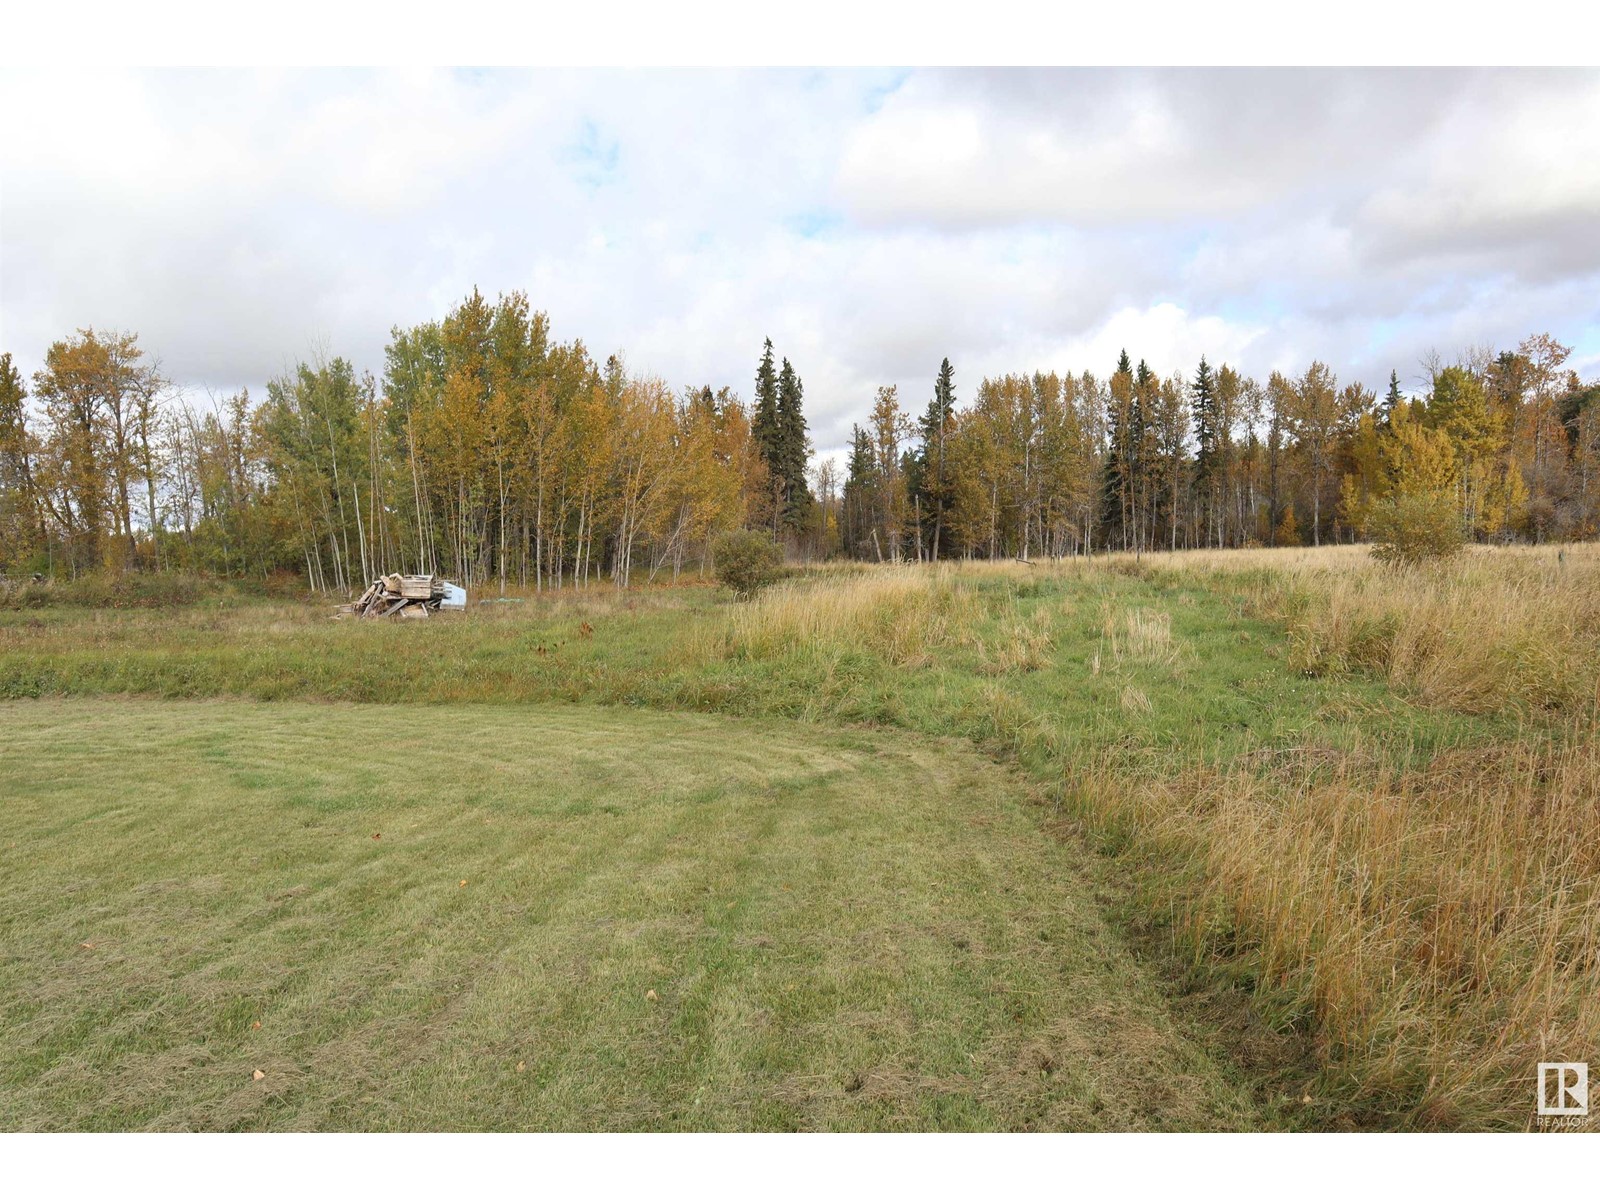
[{"left": 3, "top": 66, "right": 1599, "bottom": 459}]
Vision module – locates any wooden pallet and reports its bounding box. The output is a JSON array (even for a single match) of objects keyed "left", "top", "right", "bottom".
[{"left": 333, "top": 574, "right": 452, "bottom": 620}]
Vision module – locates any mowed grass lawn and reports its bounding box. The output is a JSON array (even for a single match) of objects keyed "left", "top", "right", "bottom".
[{"left": 0, "top": 699, "right": 1263, "bottom": 1131}]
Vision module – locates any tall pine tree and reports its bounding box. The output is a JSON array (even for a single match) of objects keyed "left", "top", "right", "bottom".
[
  {"left": 776, "top": 357, "right": 811, "bottom": 530},
  {"left": 751, "top": 339, "right": 781, "bottom": 531},
  {"left": 1099, "top": 350, "right": 1135, "bottom": 549},
  {"left": 1131, "top": 358, "right": 1156, "bottom": 552},
  {"left": 1382, "top": 370, "right": 1403, "bottom": 427},
  {"left": 1191, "top": 356, "right": 1219, "bottom": 546},
  {"left": 914, "top": 357, "right": 957, "bottom": 560},
  {"left": 841, "top": 424, "right": 878, "bottom": 557}
]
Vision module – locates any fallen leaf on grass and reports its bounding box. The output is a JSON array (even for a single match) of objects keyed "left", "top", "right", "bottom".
[
  {"left": 79, "top": 942, "right": 95, "bottom": 950},
  {"left": 253, "top": 1069, "right": 265, "bottom": 1081},
  {"left": 646, "top": 989, "right": 659, "bottom": 1002},
  {"left": 459, "top": 879, "right": 468, "bottom": 888},
  {"left": 252, "top": 1021, "right": 261, "bottom": 1030},
  {"left": 372, "top": 833, "right": 381, "bottom": 840},
  {"left": 516, "top": 1062, "right": 526, "bottom": 1073}
]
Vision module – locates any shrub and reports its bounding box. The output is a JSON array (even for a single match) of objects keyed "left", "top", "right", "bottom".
[
  {"left": 1369, "top": 491, "right": 1464, "bottom": 567},
  {"left": 711, "top": 529, "right": 785, "bottom": 600},
  {"left": 0, "top": 571, "right": 221, "bottom": 609},
  {"left": 1274, "top": 504, "right": 1300, "bottom": 547}
]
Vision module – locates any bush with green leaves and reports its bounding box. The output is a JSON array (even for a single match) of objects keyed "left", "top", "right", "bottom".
[
  {"left": 711, "top": 529, "right": 785, "bottom": 600},
  {"left": 1368, "top": 491, "right": 1465, "bottom": 567}
]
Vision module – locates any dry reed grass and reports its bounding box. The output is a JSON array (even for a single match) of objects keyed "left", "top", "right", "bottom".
[
  {"left": 1119, "top": 686, "right": 1153, "bottom": 714},
  {"left": 1070, "top": 728, "right": 1600, "bottom": 1129},
  {"left": 714, "top": 567, "right": 982, "bottom": 668},
  {"left": 970, "top": 616, "right": 1056, "bottom": 675},
  {"left": 1100, "top": 605, "right": 1182, "bottom": 669},
  {"left": 1022, "top": 542, "right": 1600, "bottom": 1127},
  {"left": 1148, "top": 543, "right": 1600, "bottom": 719}
]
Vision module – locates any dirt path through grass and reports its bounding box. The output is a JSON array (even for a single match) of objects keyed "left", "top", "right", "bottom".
[{"left": 0, "top": 698, "right": 1266, "bottom": 1131}]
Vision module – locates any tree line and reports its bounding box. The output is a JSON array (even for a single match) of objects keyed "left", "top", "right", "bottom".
[
  {"left": 3, "top": 290, "right": 1597, "bottom": 588},
  {"left": 2, "top": 291, "right": 802, "bottom": 589},
  {"left": 836, "top": 336, "right": 1598, "bottom": 561}
]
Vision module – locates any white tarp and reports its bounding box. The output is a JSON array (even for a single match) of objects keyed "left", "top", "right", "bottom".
[{"left": 440, "top": 582, "right": 467, "bottom": 610}]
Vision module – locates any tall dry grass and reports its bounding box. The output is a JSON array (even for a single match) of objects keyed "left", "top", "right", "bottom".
[
  {"left": 714, "top": 567, "right": 982, "bottom": 667},
  {"left": 971, "top": 616, "right": 1055, "bottom": 675},
  {"left": 1100, "top": 604, "right": 1182, "bottom": 669},
  {"left": 1064, "top": 542, "right": 1600, "bottom": 1127},
  {"left": 1151, "top": 543, "right": 1600, "bottom": 719},
  {"left": 715, "top": 564, "right": 1072, "bottom": 677},
  {"left": 1071, "top": 730, "right": 1600, "bottom": 1128}
]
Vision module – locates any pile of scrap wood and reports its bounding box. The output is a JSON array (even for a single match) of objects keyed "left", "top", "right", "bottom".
[{"left": 336, "top": 573, "right": 450, "bottom": 620}]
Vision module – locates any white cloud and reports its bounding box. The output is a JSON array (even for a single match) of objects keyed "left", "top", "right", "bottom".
[
  {"left": 2, "top": 66, "right": 1597, "bottom": 465},
  {"left": 1046, "top": 303, "right": 1268, "bottom": 381}
]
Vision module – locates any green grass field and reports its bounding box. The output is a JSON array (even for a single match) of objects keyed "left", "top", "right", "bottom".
[
  {"left": 3, "top": 549, "right": 1594, "bottom": 1130},
  {"left": 0, "top": 699, "right": 1263, "bottom": 1131}
]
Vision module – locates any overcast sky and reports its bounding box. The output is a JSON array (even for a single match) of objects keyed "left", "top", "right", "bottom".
[{"left": 3, "top": 67, "right": 1598, "bottom": 458}]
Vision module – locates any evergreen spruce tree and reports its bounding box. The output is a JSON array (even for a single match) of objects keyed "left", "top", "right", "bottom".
[
  {"left": 752, "top": 338, "right": 780, "bottom": 473},
  {"left": 841, "top": 424, "right": 878, "bottom": 556},
  {"left": 751, "top": 339, "right": 782, "bottom": 530},
  {"left": 776, "top": 357, "right": 812, "bottom": 529},
  {"left": 1191, "top": 356, "right": 1218, "bottom": 545},
  {"left": 915, "top": 357, "right": 957, "bottom": 560},
  {"left": 1383, "top": 370, "right": 1403, "bottom": 426},
  {"left": 1131, "top": 359, "right": 1155, "bottom": 552},
  {"left": 1099, "top": 350, "right": 1135, "bottom": 549}
]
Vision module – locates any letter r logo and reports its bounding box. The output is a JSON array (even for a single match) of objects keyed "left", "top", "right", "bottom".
[{"left": 1538, "top": 1062, "right": 1588, "bottom": 1116}]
